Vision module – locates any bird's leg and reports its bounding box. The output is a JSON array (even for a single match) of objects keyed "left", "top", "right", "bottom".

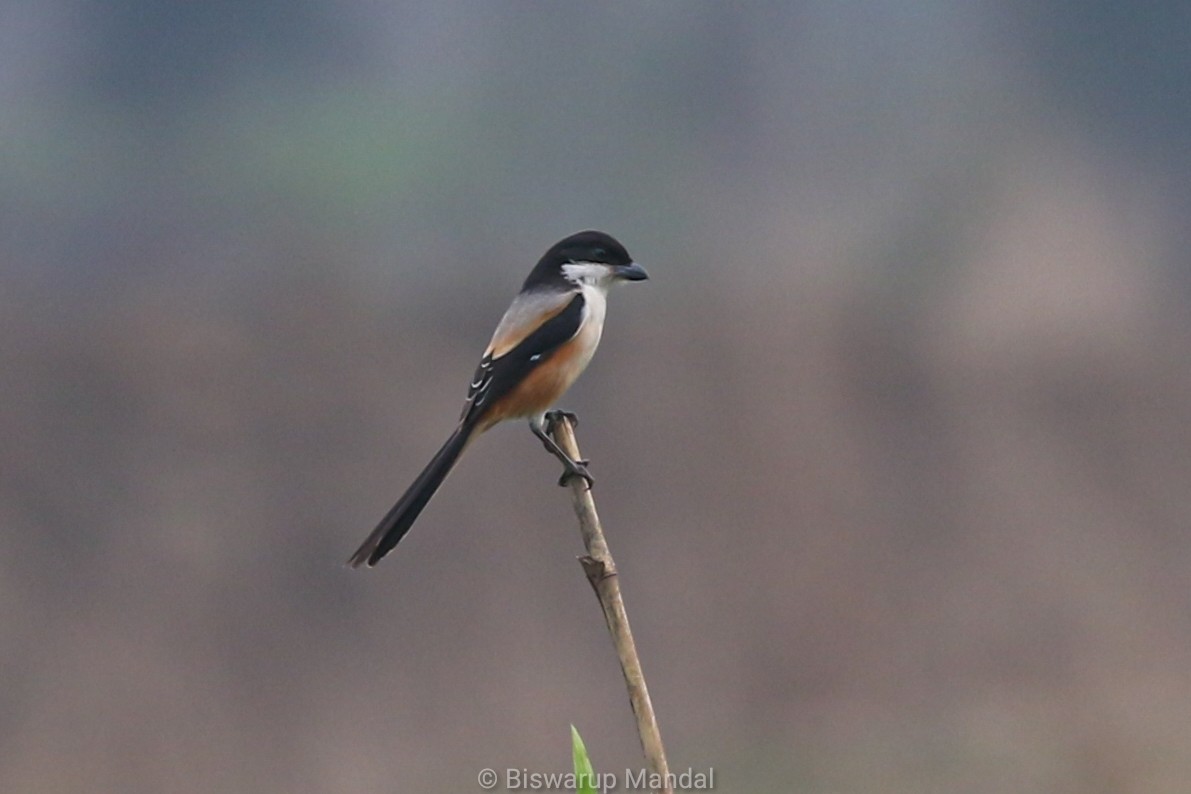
[{"left": 531, "top": 414, "right": 593, "bottom": 488}]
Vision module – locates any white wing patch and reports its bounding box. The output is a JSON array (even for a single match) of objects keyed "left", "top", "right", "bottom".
[{"left": 465, "top": 353, "right": 495, "bottom": 412}]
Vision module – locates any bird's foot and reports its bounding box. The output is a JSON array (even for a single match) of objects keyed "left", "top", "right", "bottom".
[
  {"left": 558, "top": 459, "right": 594, "bottom": 489},
  {"left": 545, "top": 409, "right": 579, "bottom": 431},
  {"left": 540, "top": 410, "right": 591, "bottom": 487}
]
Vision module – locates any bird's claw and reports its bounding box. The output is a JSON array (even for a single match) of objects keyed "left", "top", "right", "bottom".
[
  {"left": 545, "top": 409, "right": 579, "bottom": 431},
  {"left": 558, "top": 461, "right": 594, "bottom": 489}
]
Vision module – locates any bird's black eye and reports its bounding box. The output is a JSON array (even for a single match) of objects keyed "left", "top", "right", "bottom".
[{"left": 591, "top": 247, "right": 608, "bottom": 260}]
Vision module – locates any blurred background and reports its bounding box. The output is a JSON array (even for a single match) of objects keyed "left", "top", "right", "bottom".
[{"left": 3, "top": 3, "right": 1191, "bottom": 792}]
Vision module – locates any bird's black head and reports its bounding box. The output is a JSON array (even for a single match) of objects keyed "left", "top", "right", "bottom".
[{"left": 523, "top": 230, "right": 647, "bottom": 291}]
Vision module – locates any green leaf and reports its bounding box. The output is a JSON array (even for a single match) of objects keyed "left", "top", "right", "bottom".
[{"left": 571, "top": 724, "right": 598, "bottom": 794}]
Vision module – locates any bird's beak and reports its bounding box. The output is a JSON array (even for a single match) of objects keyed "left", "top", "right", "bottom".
[{"left": 615, "top": 261, "right": 649, "bottom": 281}]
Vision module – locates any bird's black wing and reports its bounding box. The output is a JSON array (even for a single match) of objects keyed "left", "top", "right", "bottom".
[{"left": 460, "top": 291, "right": 585, "bottom": 427}]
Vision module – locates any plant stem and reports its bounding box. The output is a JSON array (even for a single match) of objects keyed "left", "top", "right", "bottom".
[{"left": 549, "top": 415, "right": 672, "bottom": 794}]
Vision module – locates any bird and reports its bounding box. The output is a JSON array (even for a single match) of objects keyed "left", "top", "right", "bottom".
[{"left": 347, "top": 230, "right": 648, "bottom": 568}]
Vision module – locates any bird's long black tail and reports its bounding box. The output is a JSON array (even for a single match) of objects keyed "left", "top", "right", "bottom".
[{"left": 347, "top": 424, "right": 474, "bottom": 568}]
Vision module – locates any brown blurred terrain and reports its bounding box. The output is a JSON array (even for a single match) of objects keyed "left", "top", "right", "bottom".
[{"left": 3, "top": 4, "right": 1191, "bottom": 793}]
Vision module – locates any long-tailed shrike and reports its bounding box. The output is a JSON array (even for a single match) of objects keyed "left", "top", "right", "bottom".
[{"left": 348, "top": 230, "right": 647, "bottom": 568}]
